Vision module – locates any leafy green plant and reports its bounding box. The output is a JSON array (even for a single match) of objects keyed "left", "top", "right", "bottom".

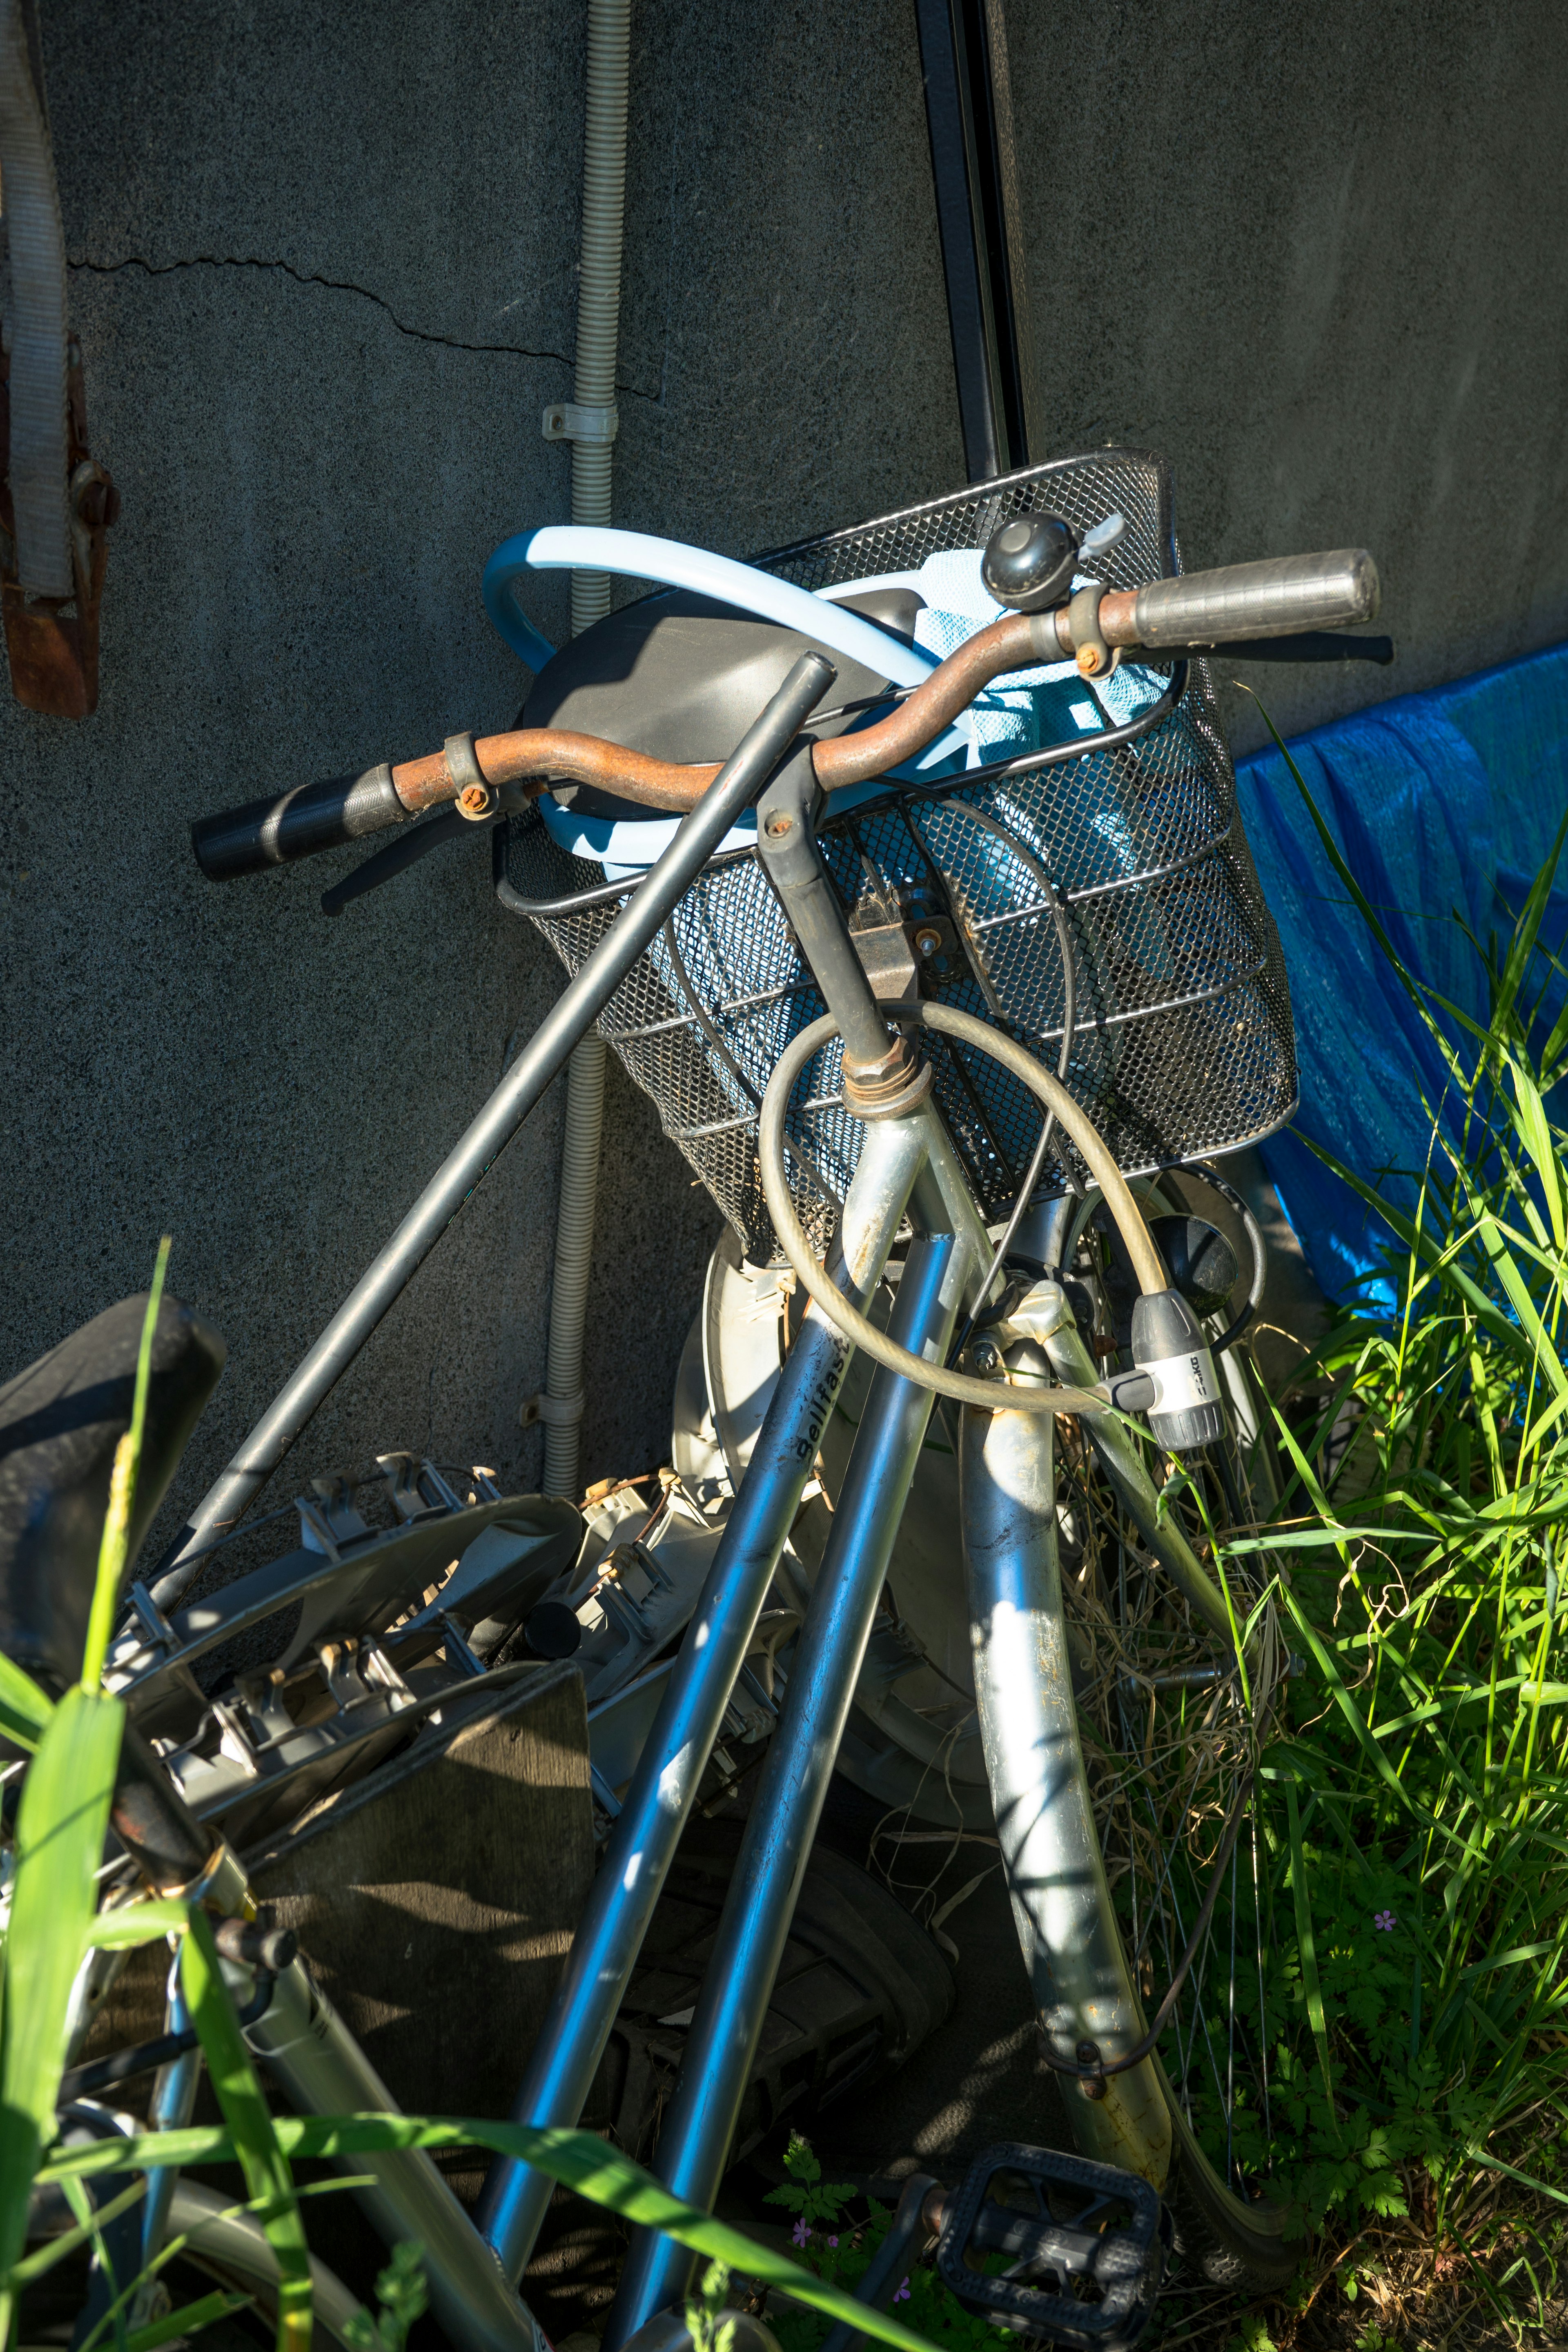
[
  {"left": 684, "top": 2256, "right": 736, "bottom": 2352},
  {"left": 342, "top": 2242, "right": 427, "bottom": 2352},
  {"left": 761, "top": 2138, "right": 1012, "bottom": 2352},
  {"left": 1207, "top": 719, "right": 1568, "bottom": 2290}
]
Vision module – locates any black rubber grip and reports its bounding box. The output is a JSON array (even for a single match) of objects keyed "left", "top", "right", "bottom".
[{"left": 191, "top": 761, "right": 404, "bottom": 880}]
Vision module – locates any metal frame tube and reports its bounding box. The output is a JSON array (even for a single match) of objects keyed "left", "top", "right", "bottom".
[
  {"left": 605, "top": 1229, "right": 969, "bottom": 2343},
  {"left": 476, "top": 1111, "right": 931, "bottom": 2280},
  {"left": 247, "top": 1959, "right": 547, "bottom": 2352},
  {"left": 959, "top": 1398, "right": 1171, "bottom": 2189},
  {"left": 140, "top": 1960, "right": 198, "bottom": 2268},
  {"left": 151, "top": 654, "right": 836, "bottom": 1605}
]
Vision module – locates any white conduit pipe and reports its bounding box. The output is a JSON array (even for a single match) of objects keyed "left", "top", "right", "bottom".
[
  {"left": 0, "top": 0, "right": 72, "bottom": 597},
  {"left": 540, "top": 0, "right": 630, "bottom": 1500}
]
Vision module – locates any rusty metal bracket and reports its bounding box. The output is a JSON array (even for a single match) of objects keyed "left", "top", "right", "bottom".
[{"left": 0, "top": 332, "right": 118, "bottom": 716}]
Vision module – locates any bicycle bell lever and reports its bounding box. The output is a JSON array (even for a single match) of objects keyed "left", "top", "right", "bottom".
[{"left": 754, "top": 743, "right": 932, "bottom": 1123}]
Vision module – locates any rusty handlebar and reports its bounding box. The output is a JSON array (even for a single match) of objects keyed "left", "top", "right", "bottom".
[{"left": 190, "top": 544, "right": 1380, "bottom": 882}]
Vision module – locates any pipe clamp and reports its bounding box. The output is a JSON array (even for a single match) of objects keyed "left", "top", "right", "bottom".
[
  {"left": 541, "top": 402, "right": 620, "bottom": 445},
  {"left": 1068, "top": 583, "right": 1116, "bottom": 679},
  {"left": 520, "top": 1388, "right": 586, "bottom": 1430},
  {"left": 445, "top": 730, "right": 499, "bottom": 820}
]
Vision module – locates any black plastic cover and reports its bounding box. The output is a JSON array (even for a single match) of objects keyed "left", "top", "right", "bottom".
[
  {"left": 1147, "top": 1215, "right": 1239, "bottom": 1319},
  {"left": 0, "top": 1293, "right": 226, "bottom": 1689},
  {"left": 519, "top": 588, "right": 922, "bottom": 824},
  {"left": 522, "top": 1598, "right": 584, "bottom": 1660}
]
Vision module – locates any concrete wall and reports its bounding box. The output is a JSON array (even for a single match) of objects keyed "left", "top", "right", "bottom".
[
  {"left": 6, "top": 0, "right": 1566, "bottom": 1561},
  {"left": 1006, "top": 0, "right": 1568, "bottom": 753},
  {"left": 0, "top": 0, "right": 962, "bottom": 1560}
]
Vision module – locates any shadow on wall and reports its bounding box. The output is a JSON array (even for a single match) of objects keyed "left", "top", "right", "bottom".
[
  {"left": 1005, "top": 0, "right": 1568, "bottom": 757},
  {"left": 0, "top": 0, "right": 961, "bottom": 1568}
]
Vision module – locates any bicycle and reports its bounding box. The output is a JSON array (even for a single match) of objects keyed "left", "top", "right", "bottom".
[{"left": 7, "top": 452, "right": 1385, "bottom": 2348}]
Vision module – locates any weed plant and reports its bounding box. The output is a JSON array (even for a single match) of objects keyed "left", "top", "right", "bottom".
[
  {"left": 1205, "top": 775, "right": 1568, "bottom": 2340},
  {"left": 762, "top": 2137, "right": 1012, "bottom": 2352}
]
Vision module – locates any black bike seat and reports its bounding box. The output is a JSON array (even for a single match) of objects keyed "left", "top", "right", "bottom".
[{"left": 0, "top": 1293, "right": 226, "bottom": 1691}]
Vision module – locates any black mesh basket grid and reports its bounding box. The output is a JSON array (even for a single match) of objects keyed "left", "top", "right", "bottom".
[{"left": 499, "top": 448, "right": 1297, "bottom": 1266}]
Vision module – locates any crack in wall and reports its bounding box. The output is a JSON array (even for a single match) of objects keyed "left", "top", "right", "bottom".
[{"left": 67, "top": 251, "right": 661, "bottom": 399}]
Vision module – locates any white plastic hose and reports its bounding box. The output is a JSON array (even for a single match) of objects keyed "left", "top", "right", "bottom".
[
  {"left": 0, "top": 0, "right": 71, "bottom": 597},
  {"left": 493, "top": 527, "right": 937, "bottom": 687},
  {"left": 540, "top": 0, "right": 630, "bottom": 1498}
]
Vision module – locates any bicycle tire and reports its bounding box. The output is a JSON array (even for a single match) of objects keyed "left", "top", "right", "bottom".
[{"left": 1157, "top": 2080, "right": 1305, "bottom": 2290}]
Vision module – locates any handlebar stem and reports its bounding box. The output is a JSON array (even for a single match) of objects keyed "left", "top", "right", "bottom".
[{"left": 753, "top": 746, "right": 900, "bottom": 1073}]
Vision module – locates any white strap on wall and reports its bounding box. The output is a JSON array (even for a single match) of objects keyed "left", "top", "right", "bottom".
[{"left": 0, "top": 0, "right": 70, "bottom": 597}]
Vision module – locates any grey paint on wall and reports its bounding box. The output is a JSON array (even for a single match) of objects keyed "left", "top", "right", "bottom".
[
  {"left": 4, "top": 0, "right": 1564, "bottom": 1573},
  {"left": 1005, "top": 0, "right": 1568, "bottom": 752},
  {"left": 0, "top": 0, "right": 962, "bottom": 1572}
]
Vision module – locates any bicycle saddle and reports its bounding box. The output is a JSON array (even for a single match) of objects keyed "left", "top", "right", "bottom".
[{"left": 0, "top": 1293, "right": 226, "bottom": 1690}]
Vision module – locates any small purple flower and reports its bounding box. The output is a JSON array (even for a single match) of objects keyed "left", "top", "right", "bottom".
[
  {"left": 1374, "top": 1909, "right": 1396, "bottom": 1932},
  {"left": 893, "top": 2281, "right": 911, "bottom": 2304},
  {"left": 827, "top": 2236, "right": 839, "bottom": 2250},
  {"left": 792, "top": 2219, "right": 811, "bottom": 2247}
]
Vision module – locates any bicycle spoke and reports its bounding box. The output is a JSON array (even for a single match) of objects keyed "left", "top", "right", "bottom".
[{"left": 1054, "top": 1410, "right": 1283, "bottom": 2196}]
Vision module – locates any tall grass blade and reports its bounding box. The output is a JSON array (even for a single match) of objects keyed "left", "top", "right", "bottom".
[
  {"left": 180, "top": 1911, "right": 313, "bottom": 2352},
  {"left": 122, "top": 2289, "right": 253, "bottom": 2352},
  {"left": 1486, "top": 806, "right": 1568, "bottom": 1045},
  {"left": 0, "top": 1689, "right": 125, "bottom": 2300},
  {"left": 82, "top": 1239, "right": 171, "bottom": 1691},
  {"left": 0, "top": 1652, "right": 54, "bottom": 1753},
  {"left": 35, "top": 2118, "right": 944, "bottom": 2352},
  {"left": 1284, "top": 1780, "right": 1335, "bottom": 2116}
]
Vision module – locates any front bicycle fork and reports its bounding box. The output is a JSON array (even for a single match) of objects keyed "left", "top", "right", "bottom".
[{"left": 961, "top": 1388, "right": 1171, "bottom": 2187}]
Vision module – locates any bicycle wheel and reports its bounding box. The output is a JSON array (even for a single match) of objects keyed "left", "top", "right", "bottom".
[{"left": 1052, "top": 1393, "right": 1306, "bottom": 2288}]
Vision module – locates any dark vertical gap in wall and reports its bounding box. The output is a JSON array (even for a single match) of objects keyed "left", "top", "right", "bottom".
[{"left": 913, "top": 0, "right": 1033, "bottom": 484}]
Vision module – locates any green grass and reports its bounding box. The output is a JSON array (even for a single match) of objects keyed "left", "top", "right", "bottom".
[{"left": 1198, "top": 747, "right": 1568, "bottom": 2341}]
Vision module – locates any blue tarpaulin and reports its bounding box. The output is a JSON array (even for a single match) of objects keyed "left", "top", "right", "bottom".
[{"left": 1237, "top": 641, "right": 1568, "bottom": 1302}]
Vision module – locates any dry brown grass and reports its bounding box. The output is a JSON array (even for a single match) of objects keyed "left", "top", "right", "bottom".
[{"left": 1154, "top": 2181, "right": 1568, "bottom": 2350}]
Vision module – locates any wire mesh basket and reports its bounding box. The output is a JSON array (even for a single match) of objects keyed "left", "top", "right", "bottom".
[{"left": 499, "top": 449, "right": 1296, "bottom": 1265}]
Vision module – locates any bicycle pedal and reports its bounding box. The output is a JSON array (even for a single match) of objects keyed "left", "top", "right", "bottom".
[{"left": 934, "top": 2141, "right": 1170, "bottom": 2352}]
